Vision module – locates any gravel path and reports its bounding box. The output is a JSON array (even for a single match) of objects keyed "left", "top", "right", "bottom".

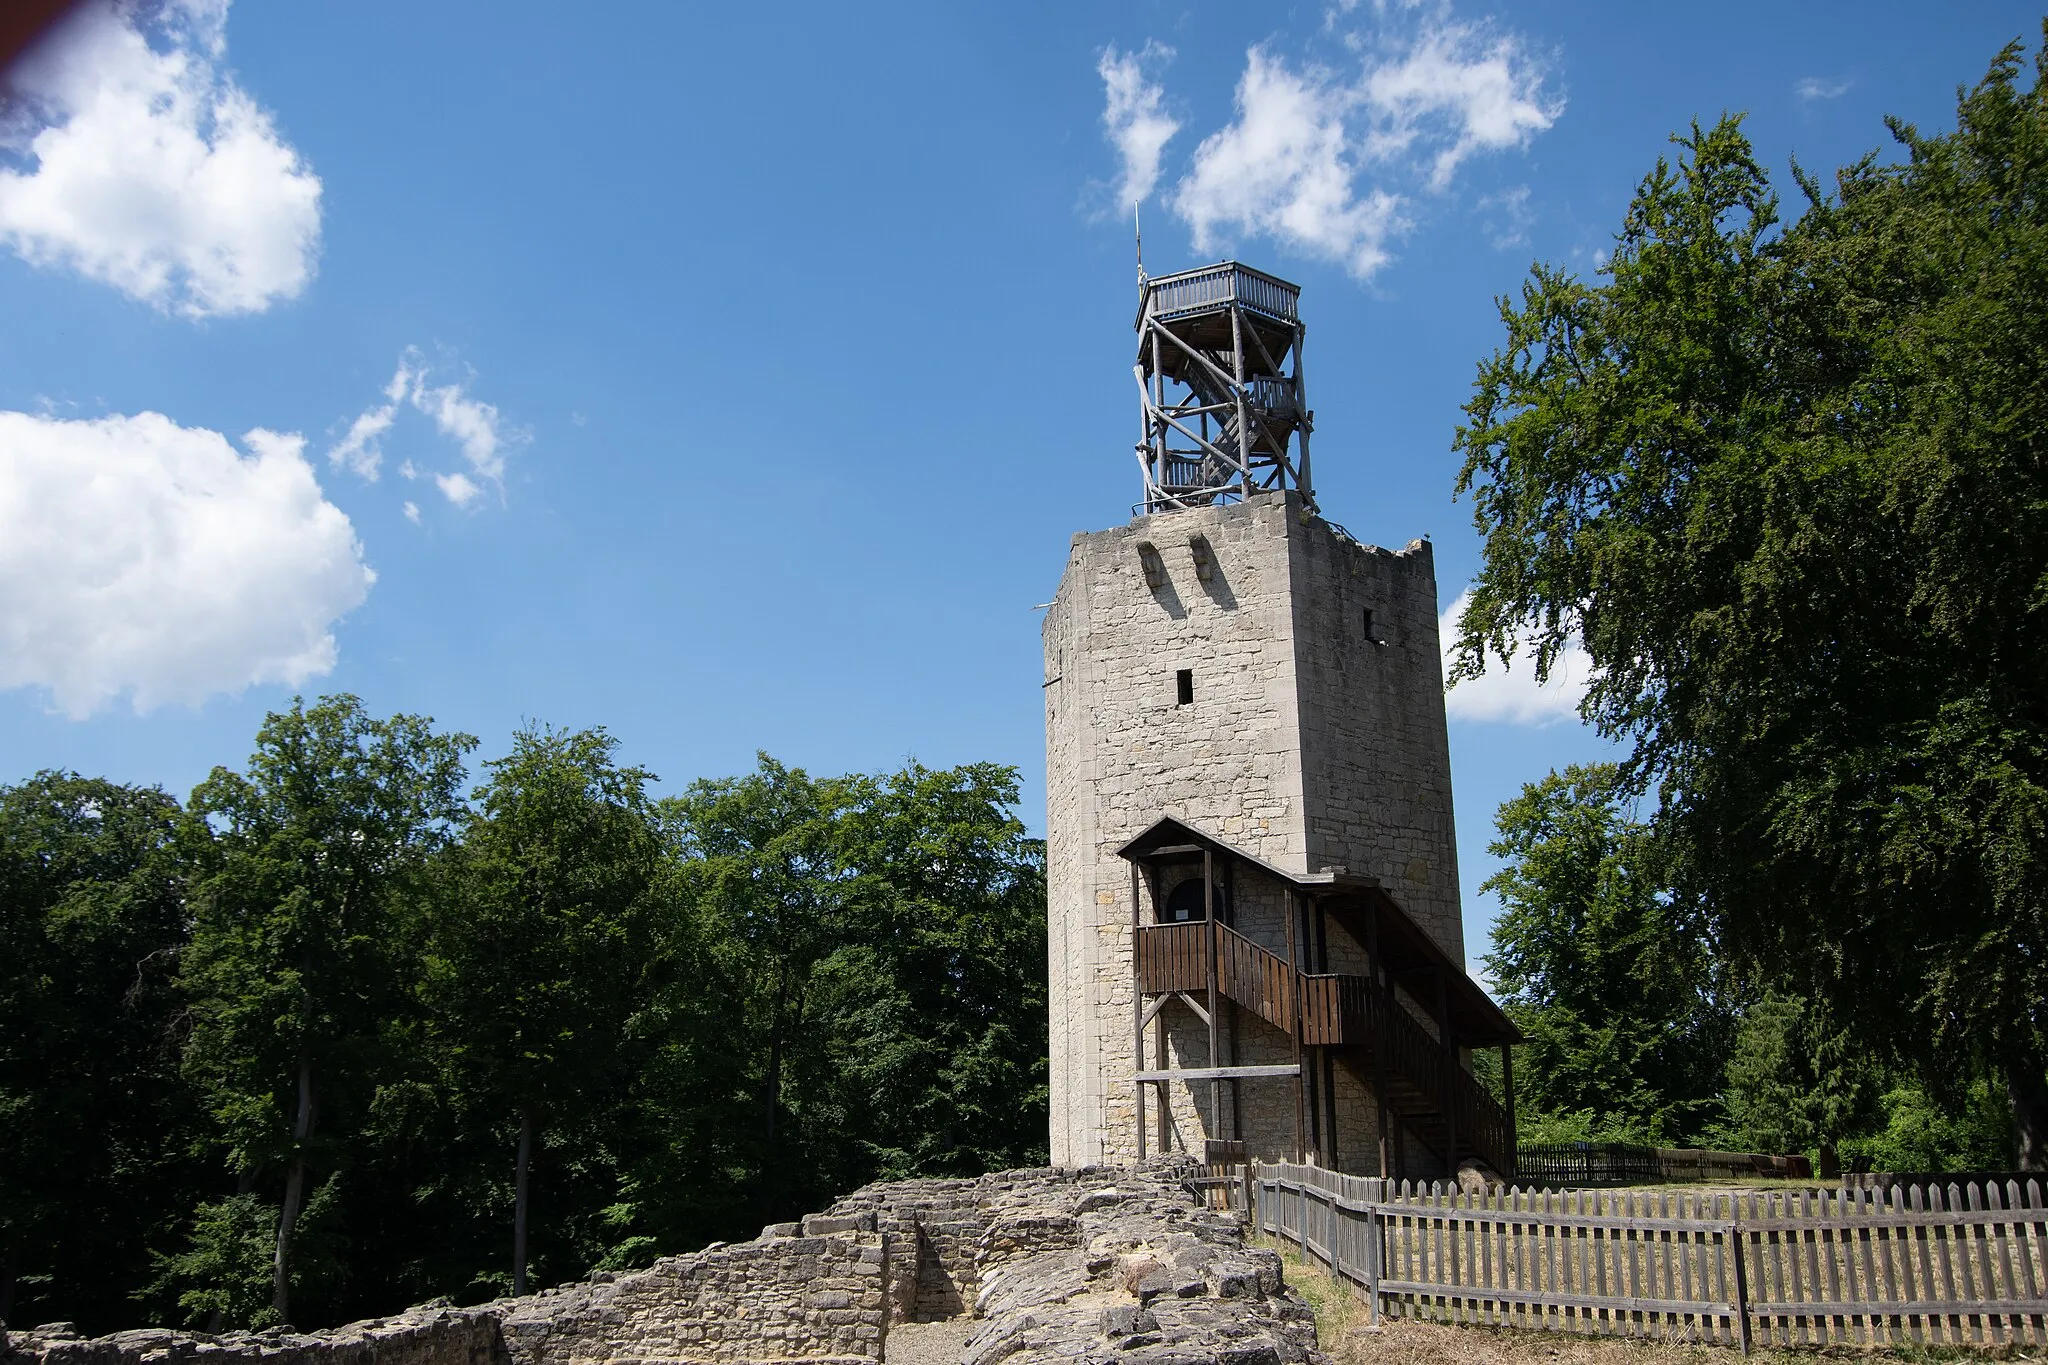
[{"left": 882, "top": 1318, "right": 976, "bottom": 1365}]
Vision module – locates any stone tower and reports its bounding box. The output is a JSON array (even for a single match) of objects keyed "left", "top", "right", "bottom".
[{"left": 1043, "top": 263, "right": 1517, "bottom": 1175}]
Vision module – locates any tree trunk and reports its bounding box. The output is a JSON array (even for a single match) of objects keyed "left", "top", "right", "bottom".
[
  {"left": 2010, "top": 1062, "right": 2048, "bottom": 1171},
  {"left": 513, "top": 1109, "right": 534, "bottom": 1296},
  {"left": 1816, "top": 1143, "right": 1841, "bottom": 1180},
  {"left": 2, "top": 1242, "right": 17, "bottom": 1326},
  {"left": 272, "top": 1056, "right": 316, "bottom": 1321}
]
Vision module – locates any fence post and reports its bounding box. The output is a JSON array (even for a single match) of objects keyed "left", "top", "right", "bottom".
[
  {"left": 1366, "top": 1202, "right": 1382, "bottom": 1327},
  {"left": 1329, "top": 1180, "right": 1343, "bottom": 1284},
  {"left": 1731, "top": 1217, "right": 1752, "bottom": 1357}
]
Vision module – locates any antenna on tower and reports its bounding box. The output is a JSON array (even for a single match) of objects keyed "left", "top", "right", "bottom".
[{"left": 1134, "top": 202, "right": 1146, "bottom": 295}]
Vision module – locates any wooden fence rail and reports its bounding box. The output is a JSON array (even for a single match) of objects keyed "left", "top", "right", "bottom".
[{"left": 1244, "top": 1162, "right": 2048, "bottom": 1352}]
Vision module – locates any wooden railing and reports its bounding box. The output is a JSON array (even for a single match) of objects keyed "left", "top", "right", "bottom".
[
  {"left": 1215, "top": 920, "right": 1296, "bottom": 1032},
  {"left": 1134, "top": 919, "right": 1210, "bottom": 995},
  {"left": 1250, "top": 1164, "right": 2048, "bottom": 1351},
  {"left": 1145, "top": 262, "right": 1301, "bottom": 324},
  {"left": 1134, "top": 921, "right": 1514, "bottom": 1175}
]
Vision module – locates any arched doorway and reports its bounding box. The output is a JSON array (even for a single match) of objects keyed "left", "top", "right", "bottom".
[{"left": 1162, "top": 877, "right": 1230, "bottom": 922}]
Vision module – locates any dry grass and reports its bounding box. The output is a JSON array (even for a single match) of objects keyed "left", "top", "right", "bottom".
[{"left": 1252, "top": 1234, "right": 2041, "bottom": 1365}]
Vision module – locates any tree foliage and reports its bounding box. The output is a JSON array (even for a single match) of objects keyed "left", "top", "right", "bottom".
[
  {"left": 1483, "top": 764, "right": 1732, "bottom": 1144},
  {"left": 0, "top": 705, "right": 1046, "bottom": 1335},
  {"left": 0, "top": 775, "right": 198, "bottom": 1327},
  {"left": 1453, "top": 32, "right": 2048, "bottom": 1163}
]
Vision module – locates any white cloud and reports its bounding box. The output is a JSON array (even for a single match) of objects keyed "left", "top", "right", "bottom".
[
  {"left": 326, "top": 349, "right": 515, "bottom": 509},
  {"left": 0, "top": 410, "right": 373, "bottom": 717},
  {"left": 1439, "top": 586, "right": 1591, "bottom": 726},
  {"left": 1127, "top": 5, "right": 1559, "bottom": 279},
  {"left": 1098, "top": 42, "right": 1180, "bottom": 210},
  {"left": 1796, "top": 76, "right": 1850, "bottom": 101},
  {"left": 402, "top": 500, "right": 421, "bottom": 524},
  {"left": 414, "top": 377, "right": 507, "bottom": 494},
  {"left": 1359, "top": 18, "right": 1559, "bottom": 189},
  {"left": 0, "top": 0, "right": 322, "bottom": 317},
  {"left": 1477, "top": 184, "right": 1532, "bottom": 248},
  {"left": 324, "top": 354, "right": 419, "bottom": 481},
  {"left": 1175, "top": 48, "right": 1408, "bottom": 277},
  {"left": 435, "top": 471, "right": 481, "bottom": 507}
]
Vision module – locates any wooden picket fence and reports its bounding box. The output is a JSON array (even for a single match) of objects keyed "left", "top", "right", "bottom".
[{"left": 1247, "top": 1162, "right": 2048, "bottom": 1351}]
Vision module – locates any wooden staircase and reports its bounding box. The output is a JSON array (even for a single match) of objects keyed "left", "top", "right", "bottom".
[{"left": 1135, "top": 918, "right": 1512, "bottom": 1177}]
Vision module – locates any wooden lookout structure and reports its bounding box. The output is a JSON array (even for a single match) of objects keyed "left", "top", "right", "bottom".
[
  {"left": 1134, "top": 262, "right": 1313, "bottom": 514},
  {"left": 1121, "top": 817, "right": 1520, "bottom": 1180}
]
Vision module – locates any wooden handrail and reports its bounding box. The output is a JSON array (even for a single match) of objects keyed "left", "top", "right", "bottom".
[{"left": 1134, "top": 920, "right": 1514, "bottom": 1175}]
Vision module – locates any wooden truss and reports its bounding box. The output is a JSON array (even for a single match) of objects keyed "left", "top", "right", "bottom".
[{"left": 1134, "top": 261, "right": 1314, "bottom": 515}]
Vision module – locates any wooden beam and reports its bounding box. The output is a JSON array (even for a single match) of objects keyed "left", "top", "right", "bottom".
[
  {"left": 1205, "top": 847, "right": 1221, "bottom": 1144},
  {"left": 1132, "top": 859, "right": 1145, "bottom": 1163},
  {"left": 1286, "top": 887, "right": 1304, "bottom": 1164},
  {"left": 1135, "top": 1064, "right": 1302, "bottom": 1082}
]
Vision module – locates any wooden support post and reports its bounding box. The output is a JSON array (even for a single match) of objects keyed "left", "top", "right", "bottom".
[
  {"left": 1436, "top": 970, "right": 1457, "bottom": 1181},
  {"left": 1229, "top": 303, "right": 1250, "bottom": 493},
  {"left": 1500, "top": 1043, "right": 1516, "bottom": 1179},
  {"left": 1367, "top": 903, "right": 1391, "bottom": 1179},
  {"left": 1296, "top": 325, "right": 1311, "bottom": 500},
  {"left": 1204, "top": 849, "right": 1221, "bottom": 1147},
  {"left": 1285, "top": 888, "right": 1304, "bottom": 1163},
  {"left": 1322, "top": 1049, "right": 1339, "bottom": 1170},
  {"left": 1226, "top": 862, "right": 1240, "bottom": 1141},
  {"left": 1132, "top": 860, "right": 1146, "bottom": 1162}
]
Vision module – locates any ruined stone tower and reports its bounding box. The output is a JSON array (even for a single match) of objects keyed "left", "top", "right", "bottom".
[{"left": 1043, "top": 262, "right": 1518, "bottom": 1175}]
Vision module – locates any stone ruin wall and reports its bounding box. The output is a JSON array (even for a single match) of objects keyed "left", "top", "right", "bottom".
[{"left": 2, "top": 1164, "right": 1319, "bottom": 1365}]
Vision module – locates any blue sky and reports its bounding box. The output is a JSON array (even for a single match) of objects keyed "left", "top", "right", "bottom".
[{"left": 1, "top": 0, "right": 2039, "bottom": 973}]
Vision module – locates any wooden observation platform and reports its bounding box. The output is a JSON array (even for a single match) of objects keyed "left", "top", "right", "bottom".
[
  {"left": 1120, "top": 816, "right": 1522, "bottom": 1180},
  {"left": 1134, "top": 262, "right": 1313, "bottom": 514}
]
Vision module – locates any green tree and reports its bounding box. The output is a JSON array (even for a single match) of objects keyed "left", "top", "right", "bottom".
[
  {"left": 668, "top": 755, "right": 1049, "bottom": 1220},
  {"left": 181, "top": 697, "right": 473, "bottom": 1324},
  {"left": 1483, "top": 765, "right": 1732, "bottom": 1143},
  {"left": 1450, "top": 35, "right": 2048, "bottom": 1164},
  {"left": 1714, "top": 995, "right": 1878, "bottom": 1173},
  {"left": 810, "top": 760, "right": 1048, "bottom": 1181},
  {"left": 422, "top": 725, "right": 660, "bottom": 1294},
  {"left": 669, "top": 756, "right": 849, "bottom": 1220},
  {"left": 0, "top": 774, "right": 197, "bottom": 1331}
]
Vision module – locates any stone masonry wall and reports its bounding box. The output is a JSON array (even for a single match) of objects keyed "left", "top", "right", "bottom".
[
  {"left": 3, "top": 1167, "right": 1318, "bottom": 1365},
  {"left": 1, "top": 1309, "right": 504, "bottom": 1365},
  {"left": 1045, "top": 490, "right": 1467, "bottom": 1170},
  {"left": 2, "top": 1223, "right": 887, "bottom": 1365},
  {"left": 492, "top": 1223, "right": 885, "bottom": 1365},
  {"left": 1287, "top": 519, "right": 1463, "bottom": 961},
  {"left": 1044, "top": 494, "right": 1309, "bottom": 1168}
]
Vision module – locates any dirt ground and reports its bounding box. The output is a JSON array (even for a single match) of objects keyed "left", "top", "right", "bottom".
[
  {"left": 1258, "top": 1235, "right": 2039, "bottom": 1365},
  {"left": 882, "top": 1317, "right": 978, "bottom": 1365}
]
